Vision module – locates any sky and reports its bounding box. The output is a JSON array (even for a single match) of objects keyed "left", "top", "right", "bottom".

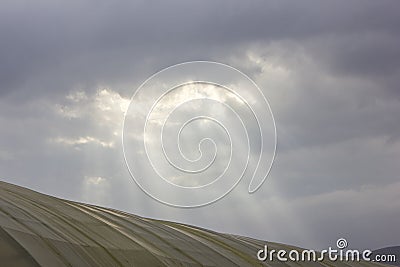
[{"left": 0, "top": 0, "right": 399, "bottom": 251}]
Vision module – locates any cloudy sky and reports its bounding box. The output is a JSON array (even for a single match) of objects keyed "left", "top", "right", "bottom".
[{"left": 1, "top": 0, "right": 399, "bottom": 251}]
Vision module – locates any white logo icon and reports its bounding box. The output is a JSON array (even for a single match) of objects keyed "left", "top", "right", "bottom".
[{"left": 123, "top": 61, "right": 276, "bottom": 207}]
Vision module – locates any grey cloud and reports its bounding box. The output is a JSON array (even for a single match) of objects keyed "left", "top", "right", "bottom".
[
  {"left": 0, "top": 0, "right": 399, "bottom": 254},
  {"left": 1, "top": 0, "right": 399, "bottom": 96}
]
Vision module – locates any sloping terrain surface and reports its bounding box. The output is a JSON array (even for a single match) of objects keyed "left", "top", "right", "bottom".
[{"left": 0, "top": 181, "right": 387, "bottom": 266}]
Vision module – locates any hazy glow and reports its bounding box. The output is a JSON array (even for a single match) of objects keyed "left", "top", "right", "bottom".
[{"left": 51, "top": 136, "right": 114, "bottom": 148}]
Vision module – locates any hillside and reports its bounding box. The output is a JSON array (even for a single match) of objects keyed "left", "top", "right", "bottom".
[{"left": 0, "top": 181, "right": 388, "bottom": 266}]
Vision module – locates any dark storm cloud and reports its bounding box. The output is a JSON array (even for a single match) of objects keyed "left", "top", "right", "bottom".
[
  {"left": 1, "top": 0, "right": 399, "bottom": 97},
  {"left": 0, "top": 0, "right": 399, "bottom": 252},
  {"left": 319, "top": 34, "right": 400, "bottom": 77}
]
